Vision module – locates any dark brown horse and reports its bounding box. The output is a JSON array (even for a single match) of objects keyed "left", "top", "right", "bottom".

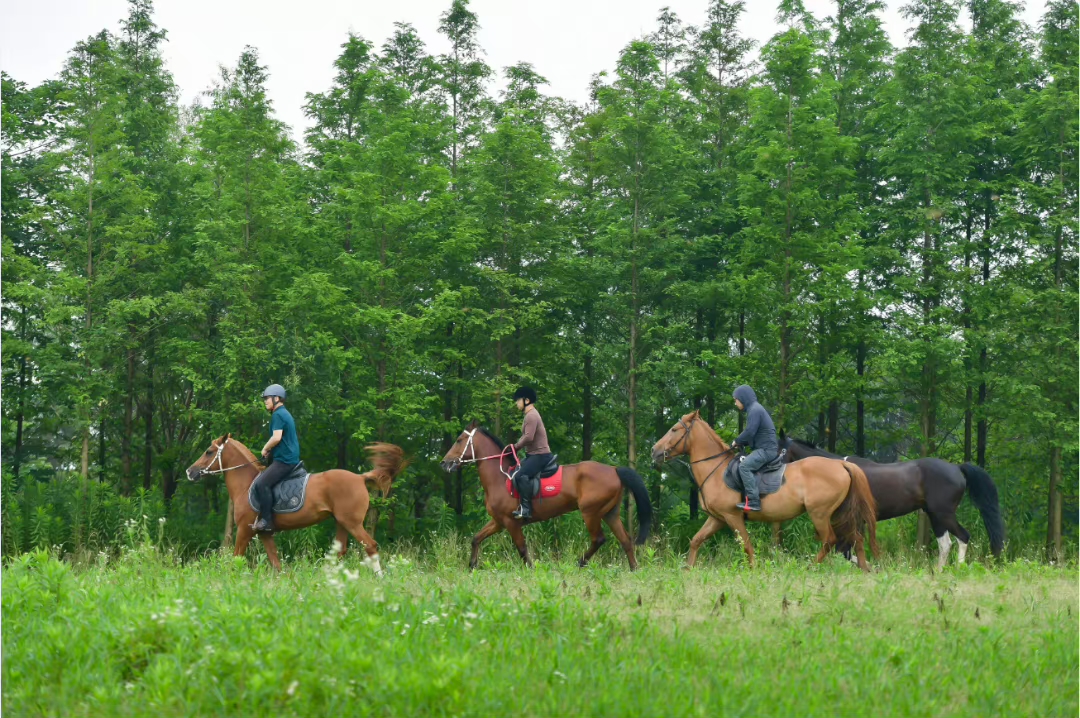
[
  {"left": 440, "top": 421, "right": 653, "bottom": 570},
  {"left": 652, "top": 411, "right": 879, "bottom": 571},
  {"left": 780, "top": 436, "right": 1005, "bottom": 567},
  {"left": 186, "top": 435, "right": 406, "bottom": 572}
]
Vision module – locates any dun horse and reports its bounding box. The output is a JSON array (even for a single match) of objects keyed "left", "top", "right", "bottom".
[
  {"left": 441, "top": 421, "right": 653, "bottom": 570},
  {"left": 781, "top": 436, "right": 1005, "bottom": 567},
  {"left": 652, "top": 411, "right": 879, "bottom": 571},
  {"left": 186, "top": 435, "right": 406, "bottom": 572}
]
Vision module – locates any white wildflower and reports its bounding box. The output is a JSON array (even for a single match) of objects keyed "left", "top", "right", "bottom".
[
  {"left": 464, "top": 621, "right": 473, "bottom": 630},
  {"left": 343, "top": 569, "right": 360, "bottom": 582},
  {"left": 422, "top": 615, "right": 439, "bottom": 625},
  {"left": 158, "top": 517, "right": 167, "bottom": 524},
  {"left": 287, "top": 681, "right": 299, "bottom": 697},
  {"left": 554, "top": 670, "right": 567, "bottom": 681}
]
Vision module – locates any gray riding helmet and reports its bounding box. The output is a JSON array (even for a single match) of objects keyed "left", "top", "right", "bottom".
[{"left": 262, "top": 384, "right": 286, "bottom": 400}]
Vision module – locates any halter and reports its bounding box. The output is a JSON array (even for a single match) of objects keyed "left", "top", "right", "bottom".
[
  {"left": 660, "top": 415, "right": 739, "bottom": 502},
  {"left": 451, "top": 428, "right": 520, "bottom": 481},
  {"left": 195, "top": 438, "right": 259, "bottom": 478}
]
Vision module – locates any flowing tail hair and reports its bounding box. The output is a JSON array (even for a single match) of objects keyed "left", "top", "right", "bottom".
[
  {"left": 360, "top": 443, "right": 408, "bottom": 498},
  {"left": 833, "top": 462, "right": 880, "bottom": 558},
  {"left": 615, "top": 467, "right": 653, "bottom": 545},
  {"left": 959, "top": 463, "right": 1005, "bottom": 557}
]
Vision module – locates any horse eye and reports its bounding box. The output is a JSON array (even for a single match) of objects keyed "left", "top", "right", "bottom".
[{"left": 205, "top": 449, "right": 212, "bottom": 455}]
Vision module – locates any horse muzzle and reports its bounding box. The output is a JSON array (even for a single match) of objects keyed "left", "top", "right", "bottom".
[
  {"left": 440, "top": 459, "right": 459, "bottom": 473},
  {"left": 186, "top": 468, "right": 205, "bottom": 482},
  {"left": 651, "top": 448, "right": 669, "bottom": 466}
]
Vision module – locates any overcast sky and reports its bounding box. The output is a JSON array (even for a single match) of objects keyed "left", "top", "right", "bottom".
[{"left": 1, "top": 0, "right": 1049, "bottom": 142}]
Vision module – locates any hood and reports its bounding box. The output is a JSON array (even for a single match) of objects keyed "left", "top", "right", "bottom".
[{"left": 732, "top": 385, "right": 757, "bottom": 409}]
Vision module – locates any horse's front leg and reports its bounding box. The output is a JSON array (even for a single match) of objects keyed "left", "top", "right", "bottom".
[
  {"left": 505, "top": 522, "right": 534, "bottom": 568},
  {"left": 258, "top": 533, "right": 283, "bottom": 571},
  {"left": 469, "top": 519, "right": 504, "bottom": 571},
  {"left": 686, "top": 515, "right": 725, "bottom": 568},
  {"left": 728, "top": 515, "right": 756, "bottom": 567}
]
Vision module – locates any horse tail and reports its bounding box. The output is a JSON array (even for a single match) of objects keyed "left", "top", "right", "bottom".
[
  {"left": 834, "top": 462, "right": 879, "bottom": 558},
  {"left": 959, "top": 463, "right": 1005, "bottom": 557},
  {"left": 361, "top": 443, "right": 408, "bottom": 498},
  {"left": 616, "top": 467, "right": 653, "bottom": 545}
]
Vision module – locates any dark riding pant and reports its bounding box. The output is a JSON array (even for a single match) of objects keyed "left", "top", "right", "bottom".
[
  {"left": 252, "top": 460, "right": 297, "bottom": 519},
  {"left": 738, "top": 448, "right": 778, "bottom": 505},
  {"left": 514, "top": 453, "right": 553, "bottom": 500}
]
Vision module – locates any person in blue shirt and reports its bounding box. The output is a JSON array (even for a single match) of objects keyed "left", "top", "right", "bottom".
[
  {"left": 731, "top": 384, "right": 778, "bottom": 513},
  {"left": 251, "top": 384, "right": 301, "bottom": 533}
]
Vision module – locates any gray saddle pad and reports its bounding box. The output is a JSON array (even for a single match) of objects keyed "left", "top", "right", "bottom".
[
  {"left": 724, "top": 452, "right": 787, "bottom": 498},
  {"left": 248, "top": 465, "right": 311, "bottom": 514}
]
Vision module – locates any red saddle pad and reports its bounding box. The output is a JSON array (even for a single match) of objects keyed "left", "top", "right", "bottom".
[{"left": 506, "top": 466, "right": 563, "bottom": 500}]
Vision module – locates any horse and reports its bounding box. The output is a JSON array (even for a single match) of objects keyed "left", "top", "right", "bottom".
[
  {"left": 440, "top": 420, "right": 653, "bottom": 570},
  {"left": 780, "top": 435, "right": 1005, "bottom": 568},
  {"left": 652, "top": 410, "right": 879, "bottom": 572},
  {"left": 186, "top": 434, "right": 406, "bottom": 572}
]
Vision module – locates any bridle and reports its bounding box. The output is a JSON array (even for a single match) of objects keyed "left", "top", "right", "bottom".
[
  {"left": 660, "top": 415, "right": 739, "bottom": 494},
  {"left": 449, "top": 428, "right": 520, "bottom": 480},
  {"left": 193, "top": 438, "right": 259, "bottom": 479}
]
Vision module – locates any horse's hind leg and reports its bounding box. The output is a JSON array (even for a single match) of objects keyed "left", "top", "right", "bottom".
[
  {"left": 602, "top": 509, "right": 638, "bottom": 571},
  {"left": 340, "top": 518, "right": 382, "bottom": 575},
  {"left": 853, "top": 532, "right": 870, "bottom": 573},
  {"left": 930, "top": 512, "right": 971, "bottom": 566},
  {"left": 809, "top": 511, "right": 838, "bottom": 564},
  {"left": 578, "top": 511, "right": 607, "bottom": 568}
]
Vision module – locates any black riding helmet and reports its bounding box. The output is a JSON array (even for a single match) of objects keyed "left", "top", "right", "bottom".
[{"left": 512, "top": 386, "right": 537, "bottom": 406}]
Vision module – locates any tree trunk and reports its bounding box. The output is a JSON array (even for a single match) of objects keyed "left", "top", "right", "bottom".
[
  {"left": 1047, "top": 445, "right": 1061, "bottom": 560},
  {"left": 122, "top": 343, "right": 135, "bottom": 494},
  {"left": 582, "top": 348, "right": 593, "bottom": 460},
  {"left": 143, "top": 341, "right": 154, "bottom": 492},
  {"left": 856, "top": 339, "right": 866, "bottom": 457},
  {"left": 827, "top": 400, "right": 838, "bottom": 454},
  {"left": 14, "top": 307, "right": 27, "bottom": 481}
]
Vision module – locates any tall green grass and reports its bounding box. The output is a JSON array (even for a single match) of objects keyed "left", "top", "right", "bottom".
[{"left": 3, "top": 533, "right": 1076, "bottom": 718}]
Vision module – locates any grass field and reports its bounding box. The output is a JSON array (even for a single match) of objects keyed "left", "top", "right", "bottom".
[{"left": 3, "top": 534, "right": 1077, "bottom": 718}]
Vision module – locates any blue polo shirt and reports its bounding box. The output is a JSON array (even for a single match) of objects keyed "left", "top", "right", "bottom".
[{"left": 269, "top": 406, "right": 300, "bottom": 465}]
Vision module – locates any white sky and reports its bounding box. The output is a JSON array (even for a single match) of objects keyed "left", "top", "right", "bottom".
[{"left": 1, "top": 0, "right": 1049, "bottom": 143}]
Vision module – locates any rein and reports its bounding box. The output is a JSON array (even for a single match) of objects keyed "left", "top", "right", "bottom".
[
  {"left": 197, "top": 438, "right": 261, "bottom": 477},
  {"left": 663, "top": 416, "right": 739, "bottom": 520},
  {"left": 451, "top": 429, "right": 519, "bottom": 481}
]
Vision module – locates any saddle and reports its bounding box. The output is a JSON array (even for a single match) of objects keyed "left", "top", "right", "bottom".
[
  {"left": 506, "top": 455, "right": 563, "bottom": 500},
  {"left": 248, "top": 462, "right": 311, "bottom": 514},
  {"left": 723, "top": 450, "right": 787, "bottom": 498}
]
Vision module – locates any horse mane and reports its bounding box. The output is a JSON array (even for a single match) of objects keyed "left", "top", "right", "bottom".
[
  {"left": 699, "top": 419, "right": 730, "bottom": 449},
  {"left": 476, "top": 426, "right": 506, "bottom": 450},
  {"left": 789, "top": 437, "right": 842, "bottom": 459},
  {"left": 220, "top": 435, "right": 265, "bottom": 471},
  {"left": 791, "top": 437, "right": 818, "bottom": 449}
]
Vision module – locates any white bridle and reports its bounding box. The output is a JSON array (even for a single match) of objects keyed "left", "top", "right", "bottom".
[
  {"left": 192, "top": 438, "right": 257, "bottom": 479},
  {"left": 450, "top": 428, "right": 518, "bottom": 481}
]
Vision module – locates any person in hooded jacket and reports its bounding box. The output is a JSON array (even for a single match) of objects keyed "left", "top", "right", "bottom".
[{"left": 731, "top": 385, "right": 778, "bottom": 512}]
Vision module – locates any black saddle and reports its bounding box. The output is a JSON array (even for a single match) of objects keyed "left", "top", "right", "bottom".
[
  {"left": 723, "top": 450, "right": 787, "bottom": 498},
  {"left": 512, "top": 454, "right": 560, "bottom": 480},
  {"left": 248, "top": 462, "right": 311, "bottom": 514}
]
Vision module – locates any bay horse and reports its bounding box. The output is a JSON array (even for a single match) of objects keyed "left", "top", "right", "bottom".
[
  {"left": 780, "top": 436, "right": 1005, "bottom": 568},
  {"left": 440, "top": 421, "right": 653, "bottom": 570},
  {"left": 186, "top": 434, "right": 406, "bottom": 572},
  {"left": 652, "top": 411, "right": 879, "bottom": 572}
]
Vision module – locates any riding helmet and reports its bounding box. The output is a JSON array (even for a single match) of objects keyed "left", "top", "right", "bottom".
[
  {"left": 262, "top": 384, "right": 287, "bottom": 400},
  {"left": 512, "top": 386, "right": 537, "bottom": 405}
]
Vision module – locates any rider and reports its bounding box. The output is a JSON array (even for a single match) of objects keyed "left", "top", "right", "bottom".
[
  {"left": 510, "top": 386, "right": 552, "bottom": 520},
  {"left": 251, "top": 384, "right": 301, "bottom": 533},
  {"left": 731, "top": 384, "right": 778, "bottom": 513}
]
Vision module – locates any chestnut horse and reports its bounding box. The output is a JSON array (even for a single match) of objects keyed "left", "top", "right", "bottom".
[
  {"left": 186, "top": 434, "right": 405, "bottom": 572},
  {"left": 780, "top": 435, "right": 1005, "bottom": 567},
  {"left": 652, "top": 411, "right": 879, "bottom": 572},
  {"left": 440, "top": 421, "right": 653, "bottom": 570}
]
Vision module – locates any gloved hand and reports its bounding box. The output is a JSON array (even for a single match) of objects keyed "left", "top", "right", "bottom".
[{"left": 261, "top": 453, "right": 271, "bottom": 465}]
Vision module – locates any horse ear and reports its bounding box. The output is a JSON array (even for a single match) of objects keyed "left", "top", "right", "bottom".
[
  {"left": 216, "top": 433, "right": 228, "bottom": 444},
  {"left": 226, "top": 432, "right": 232, "bottom": 440},
  {"left": 693, "top": 409, "right": 701, "bottom": 418},
  {"left": 779, "top": 428, "right": 786, "bottom": 440},
  {"left": 467, "top": 419, "right": 478, "bottom": 430}
]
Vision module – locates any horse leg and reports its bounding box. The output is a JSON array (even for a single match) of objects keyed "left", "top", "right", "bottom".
[
  {"left": 258, "top": 533, "right": 282, "bottom": 572},
  {"left": 931, "top": 512, "right": 972, "bottom": 565},
  {"left": 233, "top": 523, "right": 254, "bottom": 559},
  {"left": 687, "top": 516, "right": 724, "bottom": 569},
  {"left": 853, "top": 532, "right": 870, "bottom": 573},
  {"left": 334, "top": 524, "right": 349, "bottom": 559},
  {"left": 729, "top": 516, "right": 756, "bottom": 567},
  {"left": 578, "top": 511, "right": 607, "bottom": 568},
  {"left": 469, "top": 519, "right": 504, "bottom": 571},
  {"left": 809, "top": 511, "right": 838, "bottom": 564},
  {"left": 602, "top": 509, "right": 637, "bottom": 571},
  {"left": 505, "top": 523, "right": 533, "bottom": 568},
  {"left": 341, "top": 519, "right": 382, "bottom": 575},
  {"left": 927, "top": 514, "right": 955, "bottom": 570}
]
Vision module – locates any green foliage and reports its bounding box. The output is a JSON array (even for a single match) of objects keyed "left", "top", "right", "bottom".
[{"left": 1, "top": 0, "right": 1076, "bottom": 559}]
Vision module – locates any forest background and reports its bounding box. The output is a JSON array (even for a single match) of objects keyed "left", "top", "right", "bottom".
[{"left": 2, "top": 0, "right": 1076, "bottom": 560}]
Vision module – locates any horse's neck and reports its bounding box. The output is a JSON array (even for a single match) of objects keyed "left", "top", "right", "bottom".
[
  {"left": 222, "top": 446, "right": 259, "bottom": 499},
  {"left": 475, "top": 443, "right": 509, "bottom": 491},
  {"left": 688, "top": 426, "right": 733, "bottom": 485}
]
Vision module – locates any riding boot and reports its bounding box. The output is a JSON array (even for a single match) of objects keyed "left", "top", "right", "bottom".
[
  {"left": 251, "top": 511, "right": 275, "bottom": 533},
  {"left": 511, "top": 477, "right": 533, "bottom": 520},
  {"left": 740, "top": 477, "right": 762, "bottom": 512}
]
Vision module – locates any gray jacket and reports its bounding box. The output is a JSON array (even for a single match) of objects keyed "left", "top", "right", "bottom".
[{"left": 733, "top": 385, "right": 778, "bottom": 454}]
